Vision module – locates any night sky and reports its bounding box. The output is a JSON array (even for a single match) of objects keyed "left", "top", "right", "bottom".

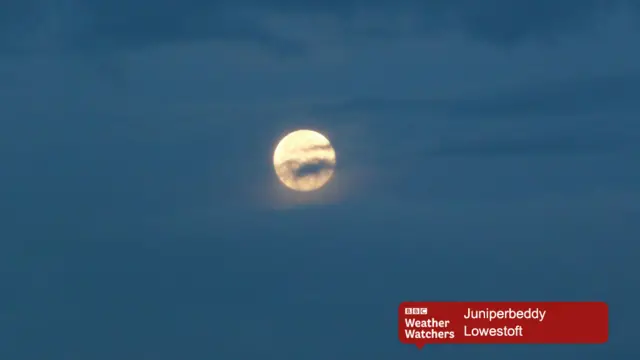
[{"left": 1, "top": 1, "right": 639, "bottom": 358}]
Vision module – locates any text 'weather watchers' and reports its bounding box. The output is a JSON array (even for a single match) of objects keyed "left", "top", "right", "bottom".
[{"left": 398, "top": 301, "right": 608, "bottom": 348}]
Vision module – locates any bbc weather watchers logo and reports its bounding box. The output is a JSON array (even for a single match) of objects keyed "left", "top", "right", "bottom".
[{"left": 405, "top": 307, "right": 428, "bottom": 315}]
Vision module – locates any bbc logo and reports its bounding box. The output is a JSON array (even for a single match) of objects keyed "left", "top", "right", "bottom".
[{"left": 405, "top": 307, "right": 428, "bottom": 315}]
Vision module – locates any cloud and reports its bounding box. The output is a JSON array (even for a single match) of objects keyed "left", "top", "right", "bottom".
[
  {"left": 276, "top": 0, "right": 630, "bottom": 45},
  {"left": 306, "top": 72, "right": 640, "bottom": 163},
  {"left": 0, "top": 0, "right": 305, "bottom": 56},
  {"left": 456, "top": 72, "right": 640, "bottom": 118},
  {"left": 311, "top": 72, "right": 640, "bottom": 119},
  {"left": 292, "top": 159, "right": 335, "bottom": 177},
  {"left": 0, "top": 0, "right": 637, "bottom": 55},
  {"left": 421, "top": 134, "right": 622, "bottom": 158}
]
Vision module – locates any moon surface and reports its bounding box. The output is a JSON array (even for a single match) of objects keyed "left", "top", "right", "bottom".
[{"left": 273, "top": 129, "right": 336, "bottom": 192}]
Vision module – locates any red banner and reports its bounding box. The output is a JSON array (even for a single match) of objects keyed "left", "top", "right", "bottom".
[{"left": 398, "top": 301, "right": 608, "bottom": 348}]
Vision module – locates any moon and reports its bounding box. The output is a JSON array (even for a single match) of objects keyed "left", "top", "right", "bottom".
[{"left": 273, "top": 129, "right": 336, "bottom": 192}]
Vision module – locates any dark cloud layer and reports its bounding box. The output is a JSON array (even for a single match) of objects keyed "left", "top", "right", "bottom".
[
  {"left": 0, "top": 0, "right": 636, "bottom": 54},
  {"left": 0, "top": 0, "right": 304, "bottom": 55}
]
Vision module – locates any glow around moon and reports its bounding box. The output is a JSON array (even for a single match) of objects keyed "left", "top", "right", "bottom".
[{"left": 273, "top": 129, "right": 336, "bottom": 192}]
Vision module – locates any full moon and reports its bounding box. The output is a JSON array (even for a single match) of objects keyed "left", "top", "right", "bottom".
[{"left": 273, "top": 129, "right": 336, "bottom": 192}]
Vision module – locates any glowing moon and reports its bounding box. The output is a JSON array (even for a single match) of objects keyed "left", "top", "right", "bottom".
[{"left": 273, "top": 129, "right": 336, "bottom": 192}]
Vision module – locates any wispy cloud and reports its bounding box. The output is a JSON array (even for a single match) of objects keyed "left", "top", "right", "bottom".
[
  {"left": 1, "top": 0, "right": 637, "bottom": 54},
  {"left": 0, "top": 0, "right": 305, "bottom": 55},
  {"left": 304, "top": 71, "right": 639, "bottom": 178},
  {"left": 311, "top": 72, "right": 640, "bottom": 118}
]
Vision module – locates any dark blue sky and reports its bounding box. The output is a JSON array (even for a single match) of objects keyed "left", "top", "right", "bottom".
[{"left": 1, "top": 1, "right": 639, "bottom": 358}]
